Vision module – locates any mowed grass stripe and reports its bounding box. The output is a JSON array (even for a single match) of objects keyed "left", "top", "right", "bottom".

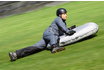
[{"left": 0, "top": 1, "right": 104, "bottom": 70}]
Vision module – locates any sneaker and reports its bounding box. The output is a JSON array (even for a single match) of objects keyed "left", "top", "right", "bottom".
[
  {"left": 51, "top": 47, "right": 65, "bottom": 53},
  {"left": 9, "top": 52, "right": 17, "bottom": 62}
]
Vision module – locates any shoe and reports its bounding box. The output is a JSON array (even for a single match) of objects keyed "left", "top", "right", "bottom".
[
  {"left": 51, "top": 47, "right": 65, "bottom": 53},
  {"left": 9, "top": 52, "right": 17, "bottom": 62}
]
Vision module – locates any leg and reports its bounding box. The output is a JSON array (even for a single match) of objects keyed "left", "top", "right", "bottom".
[
  {"left": 49, "top": 35, "right": 65, "bottom": 53},
  {"left": 9, "top": 39, "right": 46, "bottom": 61},
  {"left": 43, "top": 35, "right": 65, "bottom": 53}
]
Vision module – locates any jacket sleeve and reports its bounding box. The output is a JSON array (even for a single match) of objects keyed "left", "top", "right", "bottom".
[{"left": 55, "top": 18, "right": 70, "bottom": 34}]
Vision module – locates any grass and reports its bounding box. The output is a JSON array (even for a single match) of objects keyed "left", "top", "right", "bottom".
[{"left": 0, "top": 1, "right": 104, "bottom": 70}]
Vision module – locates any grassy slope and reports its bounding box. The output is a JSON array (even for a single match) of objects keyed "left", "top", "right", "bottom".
[{"left": 0, "top": 1, "right": 104, "bottom": 70}]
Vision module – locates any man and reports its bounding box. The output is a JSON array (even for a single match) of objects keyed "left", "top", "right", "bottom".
[
  {"left": 9, "top": 8, "right": 76, "bottom": 62},
  {"left": 43, "top": 8, "right": 76, "bottom": 53}
]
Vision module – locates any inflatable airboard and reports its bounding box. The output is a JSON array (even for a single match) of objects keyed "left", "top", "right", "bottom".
[{"left": 47, "top": 22, "right": 99, "bottom": 48}]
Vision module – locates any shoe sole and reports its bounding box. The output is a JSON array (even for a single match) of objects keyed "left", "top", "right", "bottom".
[{"left": 52, "top": 47, "right": 65, "bottom": 53}]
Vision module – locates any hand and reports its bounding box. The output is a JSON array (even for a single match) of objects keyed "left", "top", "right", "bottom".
[
  {"left": 68, "top": 30, "right": 76, "bottom": 36},
  {"left": 68, "top": 25, "right": 76, "bottom": 30}
]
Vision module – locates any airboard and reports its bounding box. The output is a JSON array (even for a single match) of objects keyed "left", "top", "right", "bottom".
[{"left": 47, "top": 22, "right": 99, "bottom": 48}]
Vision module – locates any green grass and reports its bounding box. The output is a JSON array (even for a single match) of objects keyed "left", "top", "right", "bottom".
[{"left": 0, "top": 1, "right": 104, "bottom": 70}]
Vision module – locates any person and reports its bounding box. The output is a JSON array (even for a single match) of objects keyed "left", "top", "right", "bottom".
[{"left": 9, "top": 8, "right": 76, "bottom": 62}]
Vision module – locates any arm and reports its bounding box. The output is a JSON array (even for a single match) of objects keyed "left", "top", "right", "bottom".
[{"left": 55, "top": 18, "right": 76, "bottom": 35}]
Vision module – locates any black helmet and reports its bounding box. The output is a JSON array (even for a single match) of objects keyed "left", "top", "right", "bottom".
[{"left": 56, "top": 8, "right": 67, "bottom": 16}]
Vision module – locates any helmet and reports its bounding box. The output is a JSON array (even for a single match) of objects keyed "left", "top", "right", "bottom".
[{"left": 56, "top": 8, "right": 67, "bottom": 16}]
